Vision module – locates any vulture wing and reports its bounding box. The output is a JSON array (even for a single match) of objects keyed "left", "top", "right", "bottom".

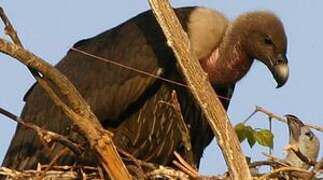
[
  {"left": 2, "top": 8, "right": 195, "bottom": 170},
  {"left": 3, "top": 7, "right": 234, "bottom": 170}
]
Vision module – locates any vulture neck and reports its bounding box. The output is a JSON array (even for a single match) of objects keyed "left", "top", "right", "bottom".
[{"left": 200, "top": 25, "right": 253, "bottom": 87}]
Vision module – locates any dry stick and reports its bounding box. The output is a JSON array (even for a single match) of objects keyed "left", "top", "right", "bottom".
[
  {"left": 117, "top": 148, "right": 157, "bottom": 170},
  {"left": 0, "top": 167, "right": 101, "bottom": 179},
  {"left": 39, "top": 148, "right": 70, "bottom": 179},
  {"left": 257, "top": 166, "right": 312, "bottom": 180},
  {"left": 172, "top": 161, "right": 197, "bottom": 178},
  {"left": 249, "top": 160, "right": 287, "bottom": 169},
  {"left": 43, "top": 148, "right": 70, "bottom": 174},
  {"left": 0, "top": 39, "right": 131, "bottom": 180},
  {"left": 173, "top": 152, "right": 198, "bottom": 177},
  {"left": 0, "top": 6, "right": 42, "bottom": 79},
  {"left": 146, "top": 166, "right": 189, "bottom": 180},
  {"left": 0, "top": 107, "right": 81, "bottom": 155},
  {"left": 148, "top": 1, "right": 251, "bottom": 179},
  {"left": 0, "top": 7, "right": 23, "bottom": 47},
  {"left": 255, "top": 106, "right": 323, "bottom": 132},
  {"left": 288, "top": 145, "right": 316, "bottom": 166}
]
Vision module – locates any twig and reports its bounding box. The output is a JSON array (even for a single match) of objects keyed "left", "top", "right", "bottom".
[
  {"left": 0, "top": 166, "right": 101, "bottom": 179},
  {"left": 37, "top": 165, "right": 98, "bottom": 171},
  {"left": 257, "top": 166, "right": 313, "bottom": 180},
  {"left": 148, "top": 1, "right": 252, "bottom": 179},
  {"left": 172, "top": 160, "right": 197, "bottom": 178},
  {"left": 242, "top": 111, "right": 257, "bottom": 124},
  {"left": 173, "top": 152, "right": 198, "bottom": 177},
  {"left": 42, "top": 148, "right": 70, "bottom": 176},
  {"left": 287, "top": 144, "right": 317, "bottom": 166},
  {"left": 0, "top": 107, "right": 82, "bottom": 155},
  {"left": 146, "top": 166, "right": 189, "bottom": 180},
  {"left": 245, "top": 106, "right": 323, "bottom": 132},
  {"left": 0, "top": 6, "right": 42, "bottom": 79},
  {"left": 118, "top": 148, "right": 156, "bottom": 170},
  {"left": 0, "top": 7, "right": 23, "bottom": 47},
  {"left": 249, "top": 160, "right": 286, "bottom": 168},
  {"left": 262, "top": 153, "right": 290, "bottom": 167}
]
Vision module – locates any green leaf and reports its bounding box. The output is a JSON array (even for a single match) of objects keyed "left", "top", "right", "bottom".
[
  {"left": 245, "top": 127, "right": 256, "bottom": 148},
  {"left": 254, "top": 129, "right": 274, "bottom": 148},
  {"left": 235, "top": 123, "right": 256, "bottom": 148},
  {"left": 235, "top": 123, "right": 247, "bottom": 142}
]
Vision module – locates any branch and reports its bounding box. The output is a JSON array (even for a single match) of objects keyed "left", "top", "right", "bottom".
[
  {"left": 148, "top": 1, "right": 251, "bottom": 179},
  {"left": 0, "top": 7, "right": 23, "bottom": 47},
  {"left": 263, "top": 153, "right": 290, "bottom": 167},
  {"left": 0, "top": 7, "right": 131, "bottom": 179},
  {"left": 249, "top": 160, "right": 287, "bottom": 169},
  {"left": 286, "top": 144, "right": 316, "bottom": 166},
  {"left": 255, "top": 106, "right": 323, "bottom": 132},
  {"left": 173, "top": 152, "right": 198, "bottom": 178},
  {"left": 146, "top": 166, "right": 190, "bottom": 180},
  {"left": 0, "top": 166, "right": 101, "bottom": 179},
  {"left": 258, "top": 166, "right": 314, "bottom": 180},
  {"left": 0, "top": 107, "right": 82, "bottom": 155}
]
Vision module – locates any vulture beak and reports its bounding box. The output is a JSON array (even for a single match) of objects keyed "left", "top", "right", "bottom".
[
  {"left": 285, "top": 114, "right": 304, "bottom": 142},
  {"left": 271, "top": 54, "right": 289, "bottom": 88}
]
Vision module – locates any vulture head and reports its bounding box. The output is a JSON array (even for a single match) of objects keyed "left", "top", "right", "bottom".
[
  {"left": 190, "top": 9, "right": 289, "bottom": 88},
  {"left": 235, "top": 11, "right": 289, "bottom": 88}
]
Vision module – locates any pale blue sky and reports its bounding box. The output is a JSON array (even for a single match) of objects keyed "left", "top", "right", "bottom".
[{"left": 0, "top": 1, "right": 322, "bottom": 176}]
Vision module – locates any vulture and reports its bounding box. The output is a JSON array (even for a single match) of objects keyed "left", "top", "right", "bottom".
[{"left": 2, "top": 7, "right": 289, "bottom": 171}]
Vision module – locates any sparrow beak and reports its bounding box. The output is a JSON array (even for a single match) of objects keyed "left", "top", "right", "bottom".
[{"left": 285, "top": 114, "right": 303, "bottom": 142}]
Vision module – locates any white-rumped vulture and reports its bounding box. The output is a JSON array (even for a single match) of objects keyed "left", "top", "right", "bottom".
[{"left": 2, "top": 7, "right": 289, "bottom": 171}]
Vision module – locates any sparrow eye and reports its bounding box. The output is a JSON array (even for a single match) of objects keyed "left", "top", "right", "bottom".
[{"left": 305, "top": 131, "right": 313, "bottom": 140}]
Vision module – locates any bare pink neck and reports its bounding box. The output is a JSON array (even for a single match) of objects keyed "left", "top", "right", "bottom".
[{"left": 200, "top": 42, "right": 253, "bottom": 86}]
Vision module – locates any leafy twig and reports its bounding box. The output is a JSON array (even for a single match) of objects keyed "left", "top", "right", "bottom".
[{"left": 244, "top": 106, "right": 323, "bottom": 132}]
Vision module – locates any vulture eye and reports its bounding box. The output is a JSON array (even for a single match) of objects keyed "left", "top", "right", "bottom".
[{"left": 264, "top": 37, "right": 273, "bottom": 45}]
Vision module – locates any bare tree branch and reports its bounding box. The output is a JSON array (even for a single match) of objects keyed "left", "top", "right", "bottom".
[
  {"left": 173, "top": 152, "right": 198, "bottom": 178},
  {"left": 147, "top": 1, "right": 251, "bottom": 179},
  {"left": 0, "top": 7, "right": 23, "bottom": 47},
  {"left": 0, "top": 107, "right": 82, "bottom": 156},
  {"left": 258, "top": 166, "right": 314, "bottom": 180},
  {"left": 0, "top": 166, "right": 102, "bottom": 179},
  {"left": 249, "top": 160, "right": 287, "bottom": 169},
  {"left": 286, "top": 144, "right": 317, "bottom": 166},
  {"left": 250, "top": 106, "right": 323, "bottom": 132},
  {"left": 146, "top": 166, "right": 190, "bottom": 180},
  {"left": 0, "top": 7, "right": 131, "bottom": 179}
]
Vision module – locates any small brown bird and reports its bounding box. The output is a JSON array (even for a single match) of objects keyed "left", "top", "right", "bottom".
[
  {"left": 3, "top": 7, "right": 289, "bottom": 171},
  {"left": 285, "top": 114, "right": 320, "bottom": 169}
]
